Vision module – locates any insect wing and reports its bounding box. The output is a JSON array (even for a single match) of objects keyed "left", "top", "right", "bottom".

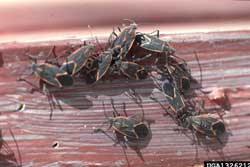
[
  {"left": 120, "top": 61, "right": 147, "bottom": 80},
  {"left": 113, "top": 117, "right": 138, "bottom": 139},
  {"left": 55, "top": 72, "right": 74, "bottom": 87},
  {"left": 162, "top": 79, "right": 185, "bottom": 112},
  {"left": 33, "top": 63, "right": 63, "bottom": 87},
  {"left": 112, "top": 25, "right": 137, "bottom": 59},
  {"left": 60, "top": 45, "right": 93, "bottom": 75},
  {"left": 137, "top": 34, "right": 165, "bottom": 52},
  {"left": 212, "top": 121, "right": 225, "bottom": 136},
  {"left": 127, "top": 114, "right": 149, "bottom": 139},
  {"left": 134, "top": 123, "right": 149, "bottom": 139},
  {"left": 96, "top": 50, "right": 112, "bottom": 81},
  {"left": 60, "top": 62, "right": 75, "bottom": 75},
  {"left": 129, "top": 114, "right": 144, "bottom": 123},
  {"left": 171, "top": 64, "right": 191, "bottom": 91},
  {"left": 190, "top": 116, "right": 218, "bottom": 136}
]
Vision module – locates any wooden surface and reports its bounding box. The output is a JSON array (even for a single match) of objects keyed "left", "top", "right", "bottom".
[{"left": 0, "top": 30, "right": 250, "bottom": 167}]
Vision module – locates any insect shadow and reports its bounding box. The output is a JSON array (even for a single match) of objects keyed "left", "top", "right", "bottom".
[
  {"left": 24, "top": 73, "right": 156, "bottom": 120},
  {"left": 194, "top": 131, "right": 231, "bottom": 162},
  {"left": 49, "top": 85, "right": 93, "bottom": 110},
  {"left": 0, "top": 129, "right": 22, "bottom": 167}
]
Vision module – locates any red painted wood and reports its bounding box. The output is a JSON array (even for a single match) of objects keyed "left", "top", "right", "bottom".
[{"left": 0, "top": 30, "right": 250, "bottom": 167}]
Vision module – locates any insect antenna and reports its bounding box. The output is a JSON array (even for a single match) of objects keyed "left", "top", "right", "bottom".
[
  {"left": 24, "top": 47, "right": 38, "bottom": 64},
  {"left": 194, "top": 51, "right": 203, "bottom": 89},
  {"left": 45, "top": 45, "right": 54, "bottom": 63},
  {"left": 43, "top": 46, "right": 60, "bottom": 66},
  {"left": 170, "top": 54, "right": 187, "bottom": 65},
  {"left": 108, "top": 27, "right": 118, "bottom": 47},
  {"left": 122, "top": 103, "right": 128, "bottom": 117},
  {"left": 102, "top": 101, "right": 108, "bottom": 119},
  {"left": 117, "top": 26, "right": 121, "bottom": 32},
  {"left": 111, "top": 98, "right": 120, "bottom": 117},
  {"left": 112, "top": 27, "right": 118, "bottom": 37},
  {"left": 123, "top": 18, "right": 136, "bottom": 25},
  {"left": 88, "top": 25, "right": 104, "bottom": 52},
  {"left": 149, "top": 29, "right": 160, "bottom": 38},
  {"left": 49, "top": 45, "right": 60, "bottom": 66}
]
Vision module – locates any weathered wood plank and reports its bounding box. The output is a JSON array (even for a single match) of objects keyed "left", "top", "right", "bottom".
[{"left": 0, "top": 31, "right": 250, "bottom": 167}]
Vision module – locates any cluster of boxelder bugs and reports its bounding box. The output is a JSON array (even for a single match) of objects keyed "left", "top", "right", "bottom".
[{"left": 18, "top": 20, "right": 226, "bottom": 163}]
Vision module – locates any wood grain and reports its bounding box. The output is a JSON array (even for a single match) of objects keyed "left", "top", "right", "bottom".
[{"left": 0, "top": 30, "right": 250, "bottom": 167}]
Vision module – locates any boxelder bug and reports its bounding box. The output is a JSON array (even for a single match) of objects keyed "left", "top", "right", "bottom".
[
  {"left": 108, "top": 19, "right": 138, "bottom": 60},
  {"left": 161, "top": 79, "right": 185, "bottom": 113},
  {"left": 18, "top": 46, "right": 73, "bottom": 88},
  {"left": 17, "top": 46, "right": 72, "bottom": 120},
  {"left": 150, "top": 67, "right": 185, "bottom": 116},
  {"left": 94, "top": 99, "right": 152, "bottom": 144},
  {"left": 181, "top": 114, "right": 226, "bottom": 144},
  {"left": 93, "top": 99, "right": 152, "bottom": 162},
  {"left": 166, "top": 56, "right": 192, "bottom": 93},
  {"left": 95, "top": 49, "right": 113, "bottom": 81}
]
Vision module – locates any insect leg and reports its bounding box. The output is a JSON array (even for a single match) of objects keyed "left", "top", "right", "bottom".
[
  {"left": 123, "top": 18, "right": 136, "bottom": 24},
  {"left": 149, "top": 29, "right": 160, "bottom": 38},
  {"left": 126, "top": 88, "right": 142, "bottom": 106},
  {"left": 133, "top": 54, "right": 152, "bottom": 63},
  {"left": 150, "top": 96, "right": 178, "bottom": 122},
  {"left": 17, "top": 77, "right": 45, "bottom": 95},
  {"left": 45, "top": 46, "right": 57, "bottom": 64},
  {"left": 216, "top": 136, "right": 223, "bottom": 144},
  {"left": 117, "top": 26, "right": 121, "bottom": 32},
  {"left": 42, "top": 83, "right": 55, "bottom": 120},
  {"left": 102, "top": 101, "right": 109, "bottom": 119},
  {"left": 54, "top": 95, "right": 63, "bottom": 111},
  {"left": 194, "top": 51, "right": 202, "bottom": 87},
  {"left": 25, "top": 48, "right": 38, "bottom": 64},
  {"left": 135, "top": 148, "right": 145, "bottom": 162},
  {"left": 194, "top": 131, "right": 202, "bottom": 145},
  {"left": 88, "top": 25, "right": 103, "bottom": 51},
  {"left": 111, "top": 98, "right": 120, "bottom": 117},
  {"left": 121, "top": 144, "right": 130, "bottom": 167},
  {"left": 122, "top": 103, "right": 128, "bottom": 117},
  {"left": 94, "top": 128, "right": 118, "bottom": 144}
]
